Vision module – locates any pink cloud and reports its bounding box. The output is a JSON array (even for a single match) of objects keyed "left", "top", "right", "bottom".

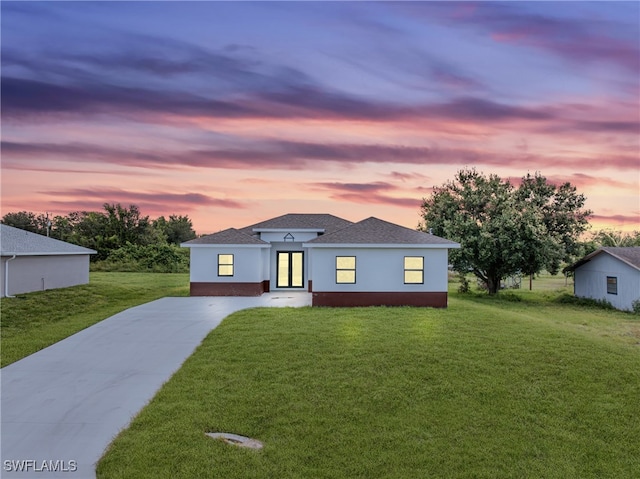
[{"left": 40, "top": 188, "right": 247, "bottom": 213}]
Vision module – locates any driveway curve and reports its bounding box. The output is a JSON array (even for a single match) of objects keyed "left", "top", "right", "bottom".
[{"left": 1, "top": 293, "right": 311, "bottom": 479}]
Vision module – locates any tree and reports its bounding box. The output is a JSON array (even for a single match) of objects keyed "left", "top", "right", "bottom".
[
  {"left": 2, "top": 211, "right": 40, "bottom": 233},
  {"left": 420, "top": 169, "right": 591, "bottom": 294},
  {"left": 103, "top": 203, "right": 152, "bottom": 246},
  {"left": 154, "top": 215, "right": 196, "bottom": 244},
  {"left": 591, "top": 229, "right": 640, "bottom": 247},
  {"left": 2, "top": 211, "right": 54, "bottom": 236}
]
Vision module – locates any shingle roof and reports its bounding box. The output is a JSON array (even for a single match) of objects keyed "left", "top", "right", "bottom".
[
  {"left": 306, "top": 217, "right": 460, "bottom": 246},
  {"left": 238, "top": 213, "right": 353, "bottom": 235},
  {"left": 565, "top": 246, "right": 640, "bottom": 272},
  {"left": 0, "top": 224, "right": 96, "bottom": 256},
  {"left": 182, "top": 228, "right": 268, "bottom": 246}
]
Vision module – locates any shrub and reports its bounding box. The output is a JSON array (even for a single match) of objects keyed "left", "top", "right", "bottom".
[
  {"left": 458, "top": 273, "right": 471, "bottom": 293},
  {"left": 91, "top": 243, "right": 189, "bottom": 273},
  {"left": 555, "top": 294, "right": 616, "bottom": 311},
  {"left": 632, "top": 299, "right": 640, "bottom": 315}
]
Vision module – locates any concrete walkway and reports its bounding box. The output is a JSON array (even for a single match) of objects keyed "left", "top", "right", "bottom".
[{"left": 1, "top": 293, "right": 311, "bottom": 479}]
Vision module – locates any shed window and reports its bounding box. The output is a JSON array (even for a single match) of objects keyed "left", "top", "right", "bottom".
[
  {"left": 218, "top": 254, "right": 234, "bottom": 276},
  {"left": 606, "top": 276, "right": 617, "bottom": 295},
  {"left": 336, "top": 256, "right": 356, "bottom": 284},
  {"left": 404, "top": 256, "right": 424, "bottom": 284}
]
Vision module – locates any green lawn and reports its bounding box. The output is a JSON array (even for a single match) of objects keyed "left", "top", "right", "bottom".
[
  {"left": 0, "top": 272, "right": 189, "bottom": 366},
  {"left": 97, "top": 290, "right": 640, "bottom": 479}
]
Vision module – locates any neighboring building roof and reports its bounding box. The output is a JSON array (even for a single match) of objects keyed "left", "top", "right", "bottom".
[
  {"left": 305, "top": 217, "right": 460, "bottom": 247},
  {"left": 239, "top": 213, "right": 353, "bottom": 235},
  {"left": 0, "top": 224, "right": 96, "bottom": 256},
  {"left": 182, "top": 227, "right": 268, "bottom": 246},
  {"left": 565, "top": 247, "right": 640, "bottom": 272}
]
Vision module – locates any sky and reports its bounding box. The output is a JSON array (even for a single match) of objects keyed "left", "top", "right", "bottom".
[{"left": 1, "top": 1, "right": 639, "bottom": 235}]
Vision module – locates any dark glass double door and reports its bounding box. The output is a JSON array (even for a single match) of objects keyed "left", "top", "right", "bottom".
[{"left": 277, "top": 251, "right": 304, "bottom": 288}]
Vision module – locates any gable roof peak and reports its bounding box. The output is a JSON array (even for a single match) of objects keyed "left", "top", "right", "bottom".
[
  {"left": 239, "top": 213, "right": 353, "bottom": 234},
  {"left": 564, "top": 246, "right": 640, "bottom": 272}
]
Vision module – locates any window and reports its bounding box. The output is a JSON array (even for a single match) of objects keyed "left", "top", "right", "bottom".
[
  {"left": 218, "top": 254, "right": 234, "bottom": 276},
  {"left": 336, "top": 256, "right": 356, "bottom": 283},
  {"left": 607, "top": 276, "right": 617, "bottom": 295},
  {"left": 404, "top": 256, "right": 424, "bottom": 284}
]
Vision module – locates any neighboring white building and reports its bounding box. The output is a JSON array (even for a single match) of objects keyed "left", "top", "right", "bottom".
[
  {"left": 182, "top": 214, "right": 460, "bottom": 307},
  {"left": 0, "top": 224, "right": 96, "bottom": 298},
  {"left": 565, "top": 247, "right": 640, "bottom": 311}
]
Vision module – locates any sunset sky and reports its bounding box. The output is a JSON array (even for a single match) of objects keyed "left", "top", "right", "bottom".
[{"left": 2, "top": 1, "right": 639, "bottom": 234}]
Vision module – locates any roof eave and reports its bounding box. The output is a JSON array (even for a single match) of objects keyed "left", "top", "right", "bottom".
[
  {"left": 563, "top": 248, "right": 640, "bottom": 273},
  {"left": 1, "top": 250, "right": 96, "bottom": 256},
  {"left": 253, "top": 228, "right": 325, "bottom": 233},
  {"left": 303, "top": 242, "right": 460, "bottom": 249},
  {"left": 180, "top": 243, "right": 270, "bottom": 248},
  {"left": 604, "top": 251, "right": 640, "bottom": 271}
]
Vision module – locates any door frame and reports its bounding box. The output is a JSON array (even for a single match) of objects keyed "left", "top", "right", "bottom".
[{"left": 276, "top": 251, "right": 305, "bottom": 288}]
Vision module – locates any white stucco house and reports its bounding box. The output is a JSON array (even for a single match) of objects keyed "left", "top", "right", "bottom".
[
  {"left": 0, "top": 224, "right": 96, "bottom": 298},
  {"left": 564, "top": 247, "right": 640, "bottom": 311},
  {"left": 181, "top": 214, "right": 460, "bottom": 307}
]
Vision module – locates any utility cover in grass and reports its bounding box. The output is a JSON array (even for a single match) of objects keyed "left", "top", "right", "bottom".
[{"left": 205, "top": 433, "right": 263, "bottom": 450}]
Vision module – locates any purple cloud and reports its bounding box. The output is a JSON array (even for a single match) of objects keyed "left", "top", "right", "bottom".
[
  {"left": 39, "top": 187, "right": 246, "bottom": 210},
  {"left": 4, "top": 139, "right": 639, "bottom": 172},
  {"left": 395, "top": 2, "right": 640, "bottom": 74}
]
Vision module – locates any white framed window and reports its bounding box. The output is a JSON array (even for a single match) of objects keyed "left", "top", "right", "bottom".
[
  {"left": 336, "top": 256, "right": 356, "bottom": 284},
  {"left": 404, "top": 256, "right": 424, "bottom": 284},
  {"left": 218, "top": 254, "right": 234, "bottom": 276}
]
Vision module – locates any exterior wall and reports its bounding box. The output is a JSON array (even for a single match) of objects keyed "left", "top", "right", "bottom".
[
  {"left": 190, "top": 282, "right": 267, "bottom": 296},
  {"left": 1, "top": 254, "right": 90, "bottom": 297},
  {"left": 259, "top": 231, "right": 319, "bottom": 243},
  {"left": 189, "top": 246, "right": 267, "bottom": 296},
  {"left": 574, "top": 254, "right": 640, "bottom": 311},
  {"left": 261, "top": 248, "right": 270, "bottom": 285},
  {"left": 312, "top": 291, "right": 447, "bottom": 307},
  {"left": 308, "top": 247, "right": 450, "bottom": 307},
  {"left": 309, "top": 247, "right": 449, "bottom": 292}
]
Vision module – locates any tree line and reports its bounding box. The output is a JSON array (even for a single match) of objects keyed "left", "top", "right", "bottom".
[
  {"left": 3, "top": 171, "right": 638, "bottom": 286},
  {"left": 1, "top": 204, "right": 197, "bottom": 272}
]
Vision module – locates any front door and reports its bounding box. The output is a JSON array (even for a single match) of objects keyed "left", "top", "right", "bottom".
[{"left": 277, "top": 251, "right": 304, "bottom": 288}]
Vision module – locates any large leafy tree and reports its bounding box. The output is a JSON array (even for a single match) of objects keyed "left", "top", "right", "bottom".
[
  {"left": 153, "top": 215, "right": 196, "bottom": 244},
  {"left": 420, "top": 169, "right": 591, "bottom": 294},
  {"left": 591, "top": 229, "right": 640, "bottom": 247},
  {"left": 2, "top": 211, "right": 50, "bottom": 235}
]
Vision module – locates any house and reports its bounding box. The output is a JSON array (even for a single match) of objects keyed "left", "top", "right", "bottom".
[
  {"left": 564, "top": 247, "right": 640, "bottom": 311},
  {"left": 181, "top": 214, "right": 460, "bottom": 307},
  {"left": 0, "top": 224, "right": 96, "bottom": 298}
]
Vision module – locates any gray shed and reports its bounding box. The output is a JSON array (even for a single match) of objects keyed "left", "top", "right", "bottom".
[
  {"left": 0, "top": 224, "right": 96, "bottom": 297},
  {"left": 564, "top": 247, "right": 640, "bottom": 311}
]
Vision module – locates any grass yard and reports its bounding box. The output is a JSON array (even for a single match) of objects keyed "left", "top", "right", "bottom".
[
  {"left": 0, "top": 272, "right": 188, "bottom": 366},
  {"left": 97, "top": 291, "right": 640, "bottom": 479}
]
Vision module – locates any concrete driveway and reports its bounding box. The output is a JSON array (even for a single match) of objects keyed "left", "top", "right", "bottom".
[{"left": 1, "top": 293, "right": 311, "bottom": 479}]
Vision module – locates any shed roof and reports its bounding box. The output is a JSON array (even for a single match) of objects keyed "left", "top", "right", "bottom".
[
  {"left": 239, "top": 213, "right": 353, "bottom": 235},
  {"left": 564, "top": 247, "right": 640, "bottom": 272},
  {"left": 306, "top": 217, "right": 460, "bottom": 246},
  {"left": 0, "top": 224, "right": 96, "bottom": 256},
  {"left": 182, "top": 228, "right": 268, "bottom": 246}
]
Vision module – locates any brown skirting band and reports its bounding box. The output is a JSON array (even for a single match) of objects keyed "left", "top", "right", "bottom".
[
  {"left": 312, "top": 291, "right": 448, "bottom": 308},
  {"left": 190, "top": 281, "right": 268, "bottom": 297}
]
